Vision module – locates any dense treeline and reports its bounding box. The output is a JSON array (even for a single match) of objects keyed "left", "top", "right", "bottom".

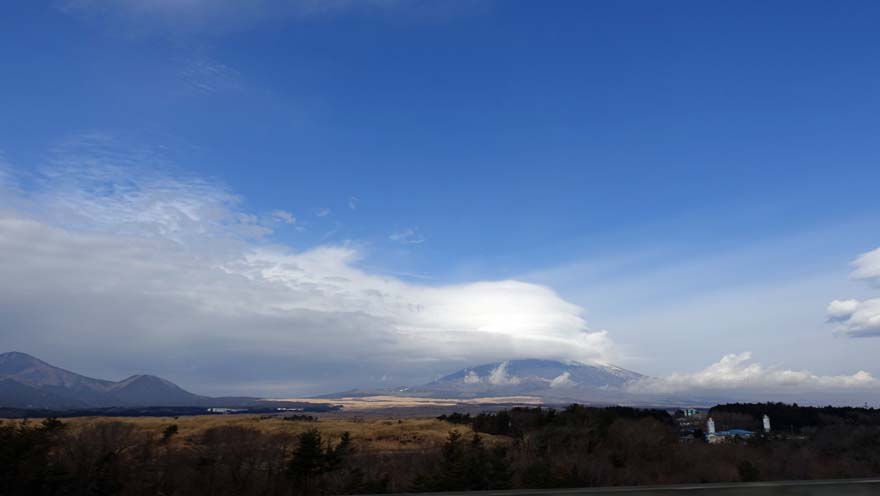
[
  {"left": 441, "top": 405, "right": 672, "bottom": 438},
  {"left": 710, "top": 402, "right": 880, "bottom": 433},
  {"left": 281, "top": 414, "right": 318, "bottom": 422},
  {"left": 4, "top": 403, "right": 880, "bottom": 495},
  {"left": 0, "top": 418, "right": 392, "bottom": 496}
]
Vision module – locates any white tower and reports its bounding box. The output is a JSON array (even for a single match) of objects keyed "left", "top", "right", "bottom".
[
  {"left": 707, "top": 417, "right": 716, "bottom": 435},
  {"left": 763, "top": 414, "right": 771, "bottom": 432}
]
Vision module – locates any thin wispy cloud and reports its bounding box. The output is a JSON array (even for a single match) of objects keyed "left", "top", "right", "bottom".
[
  {"left": 313, "top": 207, "right": 331, "bottom": 218},
  {"left": 348, "top": 196, "right": 359, "bottom": 210},
  {"left": 389, "top": 227, "right": 424, "bottom": 245},
  {"left": 179, "top": 56, "right": 241, "bottom": 94},
  {"left": 271, "top": 210, "right": 296, "bottom": 224},
  {"left": 57, "top": 0, "right": 474, "bottom": 35},
  {"left": 317, "top": 221, "right": 342, "bottom": 242}
]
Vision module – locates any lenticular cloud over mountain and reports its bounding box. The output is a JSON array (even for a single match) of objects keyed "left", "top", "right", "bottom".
[{"left": 0, "top": 145, "right": 612, "bottom": 395}]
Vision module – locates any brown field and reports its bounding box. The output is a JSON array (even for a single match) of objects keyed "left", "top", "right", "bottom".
[
  {"left": 2, "top": 396, "right": 540, "bottom": 454},
  {"left": 36, "top": 413, "right": 506, "bottom": 453}
]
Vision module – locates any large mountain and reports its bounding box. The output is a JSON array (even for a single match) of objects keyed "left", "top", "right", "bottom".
[
  {"left": 0, "top": 352, "right": 205, "bottom": 409},
  {"left": 321, "top": 359, "right": 649, "bottom": 404},
  {"left": 410, "top": 359, "right": 644, "bottom": 402}
]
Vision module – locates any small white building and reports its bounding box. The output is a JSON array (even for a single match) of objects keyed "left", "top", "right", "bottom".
[{"left": 763, "top": 414, "right": 771, "bottom": 432}]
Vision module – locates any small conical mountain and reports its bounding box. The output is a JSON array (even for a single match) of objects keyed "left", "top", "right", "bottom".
[
  {"left": 0, "top": 352, "right": 204, "bottom": 409},
  {"left": 106, "top": 374, "right": 204, "bottom": 406}
]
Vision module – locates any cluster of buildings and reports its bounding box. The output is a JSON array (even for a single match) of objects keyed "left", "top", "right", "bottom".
[
  {"left": 206, "top": 407, "right": 248, "bottom": 414},
  {"left": 206, "top": 406, "right": 305, "bottom": 415},
  {"left": 675, "top": 409, "right": 773, "bottom": 444},
  {"left": 706, "top": 414, "right": 771, "bottom": 444}
]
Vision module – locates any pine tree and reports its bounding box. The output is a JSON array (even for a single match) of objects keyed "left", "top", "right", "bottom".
[{"left": 287, "top": 429, "right": 326, "bottom": 494}]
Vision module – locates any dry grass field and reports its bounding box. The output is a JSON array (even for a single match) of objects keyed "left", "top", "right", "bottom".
[{"left": 42, "top": 413, "right": 506, "bottom": 454}]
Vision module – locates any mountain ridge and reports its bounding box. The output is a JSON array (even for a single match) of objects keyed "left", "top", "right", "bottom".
[
  {"left": 0, "top": 351, "right": 206, "bottom": 409},
  {"left": 3, "top": 352, "right": 691, "bottom": 410}
]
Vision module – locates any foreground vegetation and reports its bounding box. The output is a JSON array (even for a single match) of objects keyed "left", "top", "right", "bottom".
[{"left": 3, "top": 403, "right": 880, "bottom": 495}]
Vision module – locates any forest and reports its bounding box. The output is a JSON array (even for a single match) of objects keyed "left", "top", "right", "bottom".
[
  {"left": 709, "top": 402, "right": 880, "bottom": 432},
  {"left": 3, "top": 403, "right": 880, "bottom": 495}
]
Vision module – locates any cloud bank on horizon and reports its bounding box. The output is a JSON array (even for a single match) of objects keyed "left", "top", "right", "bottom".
[
  {"left": 0, "top": 139, "right": 610, "bottom": 394},
  {"left": 628, "top": 248, "right": 880, "bottom": 398},
  {"left": 629, "top": 241, "right": 880, "bottom": 398},
  {"left": 627, "top": 352, "right": 876, "bottom": 395}
]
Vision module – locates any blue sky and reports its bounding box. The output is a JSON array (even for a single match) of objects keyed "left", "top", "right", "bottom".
[
  {"left": 2, "top": 0, "right": 880, "bottom": 399},
  {"left": 3, "top": 1, "right": 877, "bottom": 276}
]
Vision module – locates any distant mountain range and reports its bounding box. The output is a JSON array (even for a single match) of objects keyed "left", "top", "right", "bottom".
[
  {"left": 1, "top": 352, "right": 699, "bottom": 411},
  {"left": 0, "top": 352, "right": 209, "bottom": 409}
]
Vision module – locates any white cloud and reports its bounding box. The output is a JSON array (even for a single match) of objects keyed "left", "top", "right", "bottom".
[
  {"left": 389, "top": 227, "right": 424, "bottom": 245},
  {"left": 271, "top": 210, "right": 296, "bottom": 224},
  {"left": 488, "top": 361, "right": 521, "bottom": 386},
  {"left": 827, "top": 299, "right": 860, "bottom": 322},
  {"left": 348, "top": 196, "right": 359, "bottom": 210},
  {"left": 627, "top": 352, "right": 877, "bottom": 394},
  {"left": 463, "top": 370, "right": 480, "bottom": 384},
  {"left": 313, "top": 207, "right": 331, "bottom": 218},
  {"left": 827, "top": 247, "right": 880, "bottom": 337},
  {"left": 852, "top": 247, "right": 880, "bottom": 286},
  {"left": 0, "top": 144, "right": 611, "bottom": 395},
  {"left": 828, "top": 298, "right": 880, "bottom": 337},
  {"left": 549, "top": 371, "right": 575, "bottom": 388}
]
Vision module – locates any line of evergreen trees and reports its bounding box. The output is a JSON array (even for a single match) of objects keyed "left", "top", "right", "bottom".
[
  {"left": 710, "top": 402, "right": 880, "bottom": 433},
  {"left": 440, "top": 405, "right": 672, "bottom": 438}
]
